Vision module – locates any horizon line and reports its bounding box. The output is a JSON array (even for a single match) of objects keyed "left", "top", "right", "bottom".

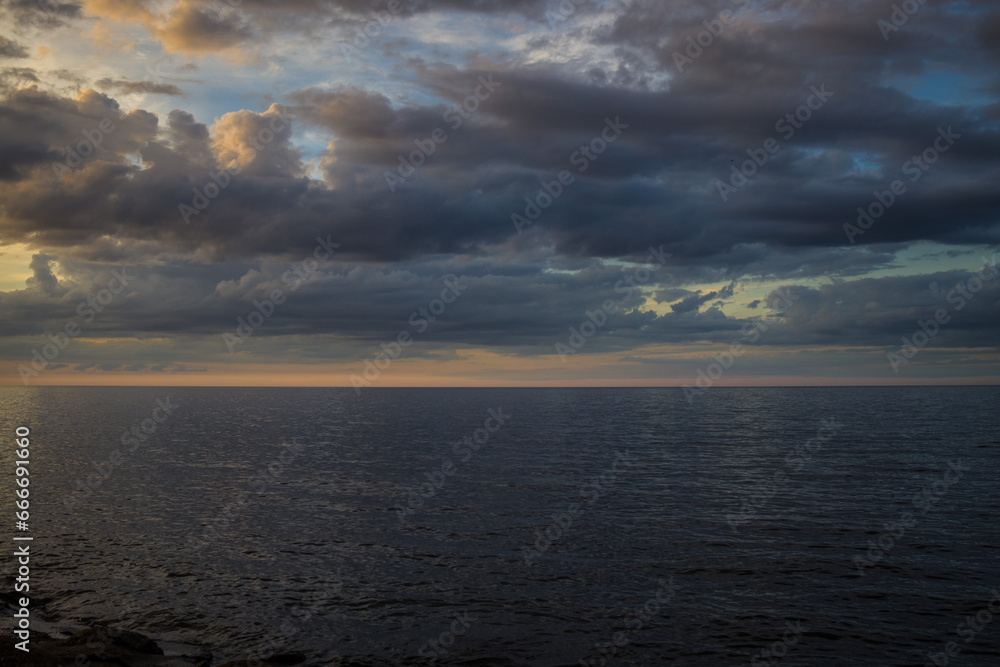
[{"left": 2, "top": 383, "right": 998, "bottom": 389}]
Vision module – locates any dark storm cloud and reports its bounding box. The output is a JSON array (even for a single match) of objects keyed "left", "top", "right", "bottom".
[
  {"left": 0, "top": 0, "right": 82, "bottom": 32},
  {"left": 232, "top": 0, "right": 552, "bottom": 26},
  {"left": 0, "top": 66, "right": 37, "bottom": 94},
  {"left": 1, "top": 1, "right": 997, "bottom": 269},
  {"left": 0, "top": 0, "right": 559, "bottom": 56},
  {"left": 765, "top": 264, "right": 1000, "bottom": 350},
  {"left": 25, "top": 252, "right": 58, "bottom": 293},
  {"left": 286, "top": 49, "right": 1000, "bottom": 263},
  {"left": 0, "top": 244, "right": 717, "bottom": 358},
  {"left": 0, "top": 0, "right": 998, "bottom": 370},
  {"left": 0, "top": 139, "right": 57, "bottom": 180},
  {"left": 0, "top": 247, "right": 996, "bottom": 366},
  {"left": 289, "top": 87, "right": 398, "bottom": 140},
  {"left": 0, "top": 35, "right": 29, "bottom": 58},
  {"left": 670, "top": 281, "right": 736, "bottom": 315},
  {"left": 95, "top": 78, "right": 186, "bottom": 97}
]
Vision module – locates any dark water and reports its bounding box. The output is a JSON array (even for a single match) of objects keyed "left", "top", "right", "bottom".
[{"left": 1, "top": 386, "right": 999, "bottom": 666}]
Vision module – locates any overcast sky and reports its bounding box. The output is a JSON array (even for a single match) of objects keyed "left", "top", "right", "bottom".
[{"left": 0, "top": 0, "right": 997, "bottom": 387}]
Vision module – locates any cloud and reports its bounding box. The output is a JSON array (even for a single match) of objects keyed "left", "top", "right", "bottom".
[
  {"left": 0, "top": 66, "right": 38, "bottom": 94},
  {"left": 94, "top": 77, "right": 185, "bottom": 96},
  {"left": 25, "top": 254, "right": 59, "bottom": 294},
  {"left": 210, "top": 104, "right": 301, "bottom": 176},
  {"left": 0, "top": 0, "right": 998, "bottom": 382},
  {"left": 2, "top": 0, "right": 83, "bottom": 32},
  {"left": 669, "top": 281, "right": 737, "bottom": 315},
  {"left": 290, "top": 87, "right": 398, "bottom": 140},
  {"left": 0, "top": 35, "right": 29, "bottom": 58},
  {"left": 151, "top": 0, "right": 254, "bottom": 55}
]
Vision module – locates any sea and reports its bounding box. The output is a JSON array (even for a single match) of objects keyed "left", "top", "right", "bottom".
[{"left": 1, "top": 386, "right": 998, "bottom": 666}]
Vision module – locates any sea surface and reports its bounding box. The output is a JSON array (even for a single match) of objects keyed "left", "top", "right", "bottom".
[{"left": 1, "top": 386, "right": 999, "bottom": 666}]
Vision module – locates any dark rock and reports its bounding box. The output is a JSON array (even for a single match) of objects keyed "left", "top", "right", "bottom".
[
  {"left": 266, "top": 653, "right": 307, "bottom": 665},
  {"left": 216, "top": 654, "right": 307, "bottom": 667},
  {"left": 64, "top": 626, "right": 165, "bottom": 654},
  {"left": 2, "top": 627, "right": 203, "bottom": 665}
]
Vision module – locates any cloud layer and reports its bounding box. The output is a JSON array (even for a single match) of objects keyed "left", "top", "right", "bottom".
[{"left": 0, "top": 0, "right": 997, "bottom": 384}]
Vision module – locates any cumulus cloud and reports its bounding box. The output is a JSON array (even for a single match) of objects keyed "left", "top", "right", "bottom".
[
  {"left": 25, "top": 254, "right": 59, "bottom": 294},
  {"left": 210, "top": 103, "right": 301, "bottom": 176}
]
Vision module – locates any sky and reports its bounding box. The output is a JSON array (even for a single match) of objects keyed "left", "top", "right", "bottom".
[{"left": 0, "top": 0, "right": 997, "bottom": 387}]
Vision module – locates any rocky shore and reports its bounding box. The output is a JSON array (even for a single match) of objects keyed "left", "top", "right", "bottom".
[{"left": 0, "top": 626, "right": 307, "bottom": 666}]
